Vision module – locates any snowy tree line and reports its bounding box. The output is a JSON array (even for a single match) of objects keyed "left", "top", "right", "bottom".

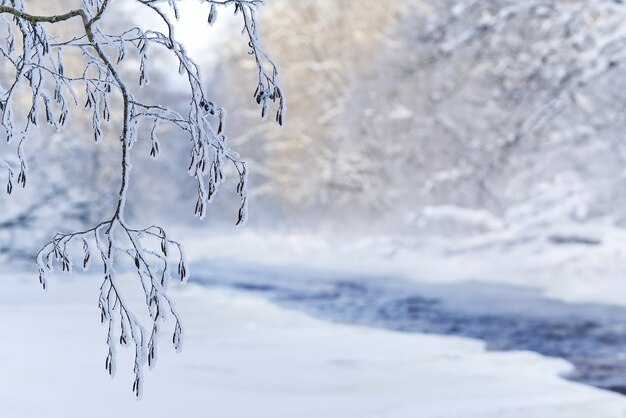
[
  {"left": 5, "top": 0, "right": 626, "bottom": 245},
  {"left": 217, "top": 0, "right": 626, "bottom": 238}
]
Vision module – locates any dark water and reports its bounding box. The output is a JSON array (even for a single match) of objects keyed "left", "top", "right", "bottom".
[{"left": 191, "top": 261, "right": 626, "bottom": 394}]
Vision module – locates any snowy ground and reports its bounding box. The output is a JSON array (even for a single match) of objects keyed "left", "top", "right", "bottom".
[
  {"left": 178, "top": 224, "right": 626, "bottom": 308},
  {"left": 2, "top": 271, "right": 626, "bottom": 418}
]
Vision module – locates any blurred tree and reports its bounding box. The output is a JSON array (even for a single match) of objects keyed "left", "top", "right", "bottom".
[{"left": 224, "top": 0, "right": 404, "bottom": 219}]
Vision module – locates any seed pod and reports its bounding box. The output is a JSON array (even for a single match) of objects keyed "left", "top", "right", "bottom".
[{"left": 208, "top": 4, "right": 217, "bottom": 25}]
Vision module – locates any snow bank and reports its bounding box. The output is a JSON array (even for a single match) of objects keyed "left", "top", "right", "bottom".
[
  {"left": 177, "top": 219, "right": 626, "bottom": 309},
  {"left": 2, "top": 272, "right": 624, "bottom": 417}
]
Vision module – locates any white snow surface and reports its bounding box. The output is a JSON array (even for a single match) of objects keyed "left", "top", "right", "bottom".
[
  {"left": 178, "top": 221, "right": 626, "bottom": 308},
  {"left": 2, "top": 270, "right": 625, "bottom": 417}
]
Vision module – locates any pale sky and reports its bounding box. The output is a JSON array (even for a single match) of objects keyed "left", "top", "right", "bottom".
[{"left": 170, "top": 0, "right": 239, "bottom": 66}]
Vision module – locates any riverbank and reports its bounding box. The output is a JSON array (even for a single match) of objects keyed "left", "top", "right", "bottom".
[
  {"left": 177, "top": 226, "right": 626, "bottom": 308},
  {"left": 1, "top": 272, "right": 625, "bottom": 417}
]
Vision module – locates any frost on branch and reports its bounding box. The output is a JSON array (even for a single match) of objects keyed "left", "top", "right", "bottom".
[{"left": 0, "top": 0, "right": 284, "bottom": 397}]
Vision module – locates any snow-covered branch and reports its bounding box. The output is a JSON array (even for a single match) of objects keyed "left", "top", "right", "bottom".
[{"left": 0, "top": 0, "right": 283, "bottom": 397}]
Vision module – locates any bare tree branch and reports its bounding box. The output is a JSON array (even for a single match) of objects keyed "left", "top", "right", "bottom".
[{"left": 0, "top": 0, "right": 283, "bottom": 397}]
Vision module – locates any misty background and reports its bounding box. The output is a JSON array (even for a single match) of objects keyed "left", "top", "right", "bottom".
[{"left": 3, "top": 0, "right": 626, "bottom": 260}]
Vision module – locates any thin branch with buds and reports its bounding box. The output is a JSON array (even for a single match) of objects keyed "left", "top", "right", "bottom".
[{"left": 0, "top": 0, "right": 283, "bottom": 397}]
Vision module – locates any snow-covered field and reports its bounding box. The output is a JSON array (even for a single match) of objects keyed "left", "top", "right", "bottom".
[
  {"left": 180, "top": 225, "right": 626, "bottom": 308},
  {"left": 1, "top": 271, "right": 626, "bottom": 418}
]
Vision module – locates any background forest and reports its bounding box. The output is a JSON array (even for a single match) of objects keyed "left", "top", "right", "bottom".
[{"left": 4, "top": 0, "right": 626, "bottom": 255}]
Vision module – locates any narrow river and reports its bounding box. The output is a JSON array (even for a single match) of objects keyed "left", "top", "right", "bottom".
[{"left": 191, "top": 261, "right": 626, "bottom": 395}]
